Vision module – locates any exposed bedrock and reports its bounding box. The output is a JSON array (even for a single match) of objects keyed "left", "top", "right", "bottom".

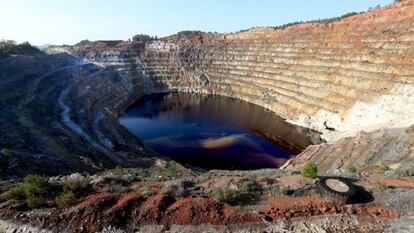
[
  {"left": 2, "top": 1, "right": 413, "bottom": 175},
  {"left": 64, "top": 1, "right": 414, "bottom": 142},
  {"left": 0, "top": 51, "right": 158, "bottom": 176},
  {"left": 47, "top": 1, "right": 414, "bottom": 173}
]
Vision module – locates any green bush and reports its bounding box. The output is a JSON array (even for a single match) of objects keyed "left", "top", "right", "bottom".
[
  {"left": 347, "top": 166, "right": 357, "bottom": 173},
  {"left": 23, "top": 175, "right": 51, "bottom": 208},
  {"left": 3, "top": 174, "right": 90, "bottom": 209},
  {"left": 301, "top": 162, "right": 318, "bottom": 178},
  {"left": 3, "top": 185, "right": 26, "bottom": 200},
  {"left": 26, "top": 195, "right": 48, "bottom": 208},
  {"left": 165, "top": 162, "right": 178, "bottom": 177},
  {"left": 55, "top": 191, "right": 75, "bottom": 208},
  {"left": 114, "top": 165, "right": 124, "bottom": 175},
  {"left": 3, "top": 174, "right": 52, "bottom": 208}
]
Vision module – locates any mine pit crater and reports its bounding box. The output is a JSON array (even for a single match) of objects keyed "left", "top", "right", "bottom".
[{"left": 120, "top": 92, "right": 322, "bottom": 170}]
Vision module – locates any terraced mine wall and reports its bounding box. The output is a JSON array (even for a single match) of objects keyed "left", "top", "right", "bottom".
[
  {"left": 14, "top": 0, "right": 412, "bottom": 175},
  {"left": 67, "top": 1, "right": 414, "bottom": 143}
]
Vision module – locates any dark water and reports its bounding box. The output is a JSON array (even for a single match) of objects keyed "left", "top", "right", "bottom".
[{"left": 120, "top": 93, "right": 320, "bottom": 170}]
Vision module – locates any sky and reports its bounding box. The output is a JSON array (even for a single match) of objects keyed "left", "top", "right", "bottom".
[{"left": 0, "top": 0, "right": 394, "bottom": 46}]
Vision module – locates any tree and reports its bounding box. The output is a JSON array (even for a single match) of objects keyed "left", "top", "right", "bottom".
[{"left": 132, "top": 34, "right": 151, "bottom": 42}]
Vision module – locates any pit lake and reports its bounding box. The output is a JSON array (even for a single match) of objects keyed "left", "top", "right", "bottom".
[{"left": 120, "top": 93, "right": 320, "bottom": 170}]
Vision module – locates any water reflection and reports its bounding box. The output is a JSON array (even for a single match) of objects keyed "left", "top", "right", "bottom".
[{"left": 120, "top": 93, "right": 321, "bottom": 170}]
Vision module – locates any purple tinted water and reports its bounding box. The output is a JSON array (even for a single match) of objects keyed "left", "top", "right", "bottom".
[{"left": 120, "top": 93, "right": 320, "bottom": 170}]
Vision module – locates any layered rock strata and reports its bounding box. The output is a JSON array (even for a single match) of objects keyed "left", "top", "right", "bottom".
[
  {"left": 2, "top": 0, "right": 413, "bottom": 175},
  {"left": 66, "top": 1, "right": 414, "bottom": 142}
]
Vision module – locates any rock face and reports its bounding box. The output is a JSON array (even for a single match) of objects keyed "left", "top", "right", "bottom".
[
  {"left": 1, "top": 1, "right": 414, "bottom": 175},
  {"left": 67, "top": 1, "right": 414, "bottom": 142},
  {"left": 0, "top": 49, "right": 156, "bottom": 176},
  {"left": 53, "top": 1, "right": 414, "bottom": 173}
]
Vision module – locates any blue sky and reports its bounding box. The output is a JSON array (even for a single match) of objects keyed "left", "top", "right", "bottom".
[{"left": 0, "top": 0, "right": 394, "bottom": 45}]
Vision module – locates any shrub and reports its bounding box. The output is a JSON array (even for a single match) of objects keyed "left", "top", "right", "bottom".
[
  {"left": 3, "top": 174, "right": 90, "bottom": 209},
  {"left": 22, "top": 175, "right": 51, "bottom": 208},
  {"left": 347, "top": 166, "right": 357, "bottom": 173},
  {"left": 107, "top": 179, "right": 131, "bottom": 193},
  {"left": 133, "top": 168, "right": 150, "bottom": 178},
  {"left": 3, "top": 185, "right": 26, "bottom": 200},
  {"left": 55, "top": 191, "right": 75, "bottom": 208},
  {"left": 26, "top": 195, "right": 48, "bottom": 208},
  {"left": 62, "top": 175, "right": 90, "bottom": 196},
  {"left": 301, "top": 162, "right": 318, "bottom": 178},
  {"left": 165, "top": 162, "right": 178, "bottom": 177},
  {"left": 114, "top": 165, "right": 124, "bottom": 175},
  {"left": 245, "top": 180, "right": 263, "bottom": 194},
  {"left": 3, "top": 174, "right": 52, "bottom": 208},
  {"left": 214, "top": 181, "right": 262, "bottom": 205},
  {"left": 213, "top": 187, "right": 238, "bottom": 204},
  {"left": 23, "top": 175, "right": 50, "bottom": 196},
  {"left": 162, "top": 180, "right": 194, "bottom": 197}
]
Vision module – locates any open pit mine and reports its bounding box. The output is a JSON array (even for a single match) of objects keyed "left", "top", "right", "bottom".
[{"left": 0, "top": 1, "right": 414, "bottom": 232}]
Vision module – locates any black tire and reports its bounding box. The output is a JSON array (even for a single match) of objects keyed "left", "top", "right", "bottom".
[{"left": 317, "top": 177, "right": 357, "bottom": 204}]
